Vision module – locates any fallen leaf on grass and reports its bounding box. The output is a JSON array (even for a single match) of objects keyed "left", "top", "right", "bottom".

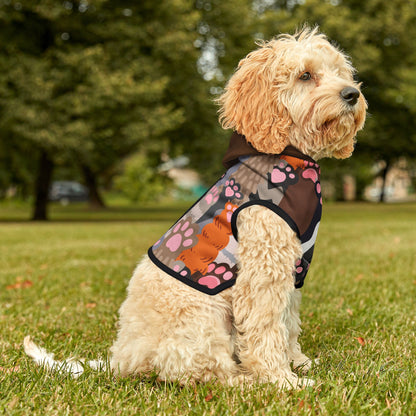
[
  {"left": 297, "top": 399, "right": 313, "bottom": 411},
  {"left": 354, "top": 337, "right": 366, "bottom": 346},
  {"left": 204, "top": 390, "right": 213, "bottom": 402},
  {"left": 6, "top": 279, "right": 33, "bottom": 290},
  {"left": 354, "top": 274, "right": 364, "bottom": 281},
  {"left": 85, "top": 303, "right": 97, "bottom": 309}
]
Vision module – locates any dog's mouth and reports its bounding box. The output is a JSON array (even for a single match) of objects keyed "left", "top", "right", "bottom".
[
  {"left": 321, "top": 95, "right": 366, "bottom": 132},
  {"left": 321, "top": 113, "right": 356, "bottom": 140},
  {"left": 322, "top": 107, "right": 362, "bottom": 134},
  {"left": 321, "top": 118, "right": 340, "bottom": 135},
  {"left": 322, "top": 118, "right": 335, "bottom": 130},
  {"left": 318, "top": 113, "right": 359, "bottom": 159}
]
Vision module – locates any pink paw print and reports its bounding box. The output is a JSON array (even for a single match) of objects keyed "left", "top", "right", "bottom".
[
  {"left": 198, "top": 263, "right": 236, "bottom": 289},
  {"left": 302, "top": 168, "right": 319, "bottom": 183},
  {"left": 224, "top": 178, "right": 242, "bottom": 200},
  {"left": 205, "top": 186, "right": 219, "bottom": 205},
  {"left": 294, "top": 258, "right": 309, "bottom": 285},
  {"left": 295, "top": 259, "right": 304, "bottom": 275},
  {"left": 225, "top": 203, "right": 237, "bottom": 223},
  {"left": 269, "top": 161, "right": 298, "bottom": 188},
  {"left": 301, "top": 164, "right": 321, "bottom": 201},
  {"left": 303, "top": 161, "right": 321, "bottom": 173},
  {"left": 163, "top": 218, "right": 198, "bottom": 255},
  {"left": 172, "top": 261, "right": 191, "bottom": 278},
  {"left": 316, "top": 182, "right": 322, "bottom": 203}
]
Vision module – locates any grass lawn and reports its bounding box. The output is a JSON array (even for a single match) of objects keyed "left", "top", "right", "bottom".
[{"left": 0, "top": 202, "right": 415, "bottom": 415}]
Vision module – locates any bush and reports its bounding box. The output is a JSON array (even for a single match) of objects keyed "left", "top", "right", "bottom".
[{"left": 114, "top": 153, "right": 171, "bottom": 202}]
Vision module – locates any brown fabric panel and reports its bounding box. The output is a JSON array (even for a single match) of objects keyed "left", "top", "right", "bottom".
[
  {"left": 222, "top": 132, "right": 317, "bottom": 169},
  {"left": 222, "top": 132, "right": 263, "bottom": 168},
  {"left": 278, "top": 176, "right": 318, "bottom": 236}
]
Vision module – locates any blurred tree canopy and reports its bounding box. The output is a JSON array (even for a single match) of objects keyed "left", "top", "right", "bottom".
[
  {"left": 0, "top": 0, "right": 199, "bottom": 218},
  {"left": 0, "top": 0, "right": 415, "bottom": 218},
  {"left": 0, "top": 0, "right": 254, "bottom": 218}
]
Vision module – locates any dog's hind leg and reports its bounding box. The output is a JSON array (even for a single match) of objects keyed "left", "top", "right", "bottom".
[
  {"left": 151, "top": 296, "right": 241, "bottom": 385},
  {"left": 110, "top": 257, "right": 240, "bottom": 384},
  {"left": 110, "top": 259, "right": 171, "bottom": 377},
  {"left": 232, "top": 205, "right": 314, "bottom": 388}
]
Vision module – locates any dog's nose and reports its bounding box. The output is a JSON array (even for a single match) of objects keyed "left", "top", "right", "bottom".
[{"left": 340, "top": 87, "right": 360, "bottom": 106}]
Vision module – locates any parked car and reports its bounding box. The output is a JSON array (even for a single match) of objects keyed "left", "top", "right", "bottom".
[{"left": 49, "top": 181, "right": 89, "bottom": 205}]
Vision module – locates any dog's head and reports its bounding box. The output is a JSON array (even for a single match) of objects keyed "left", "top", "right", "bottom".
[{"left": 218, "top": 27, "right": 367, "bottom": 160}]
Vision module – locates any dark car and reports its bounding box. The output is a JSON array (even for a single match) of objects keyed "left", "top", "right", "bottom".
[{"left": 49, "top": 181, "right": 89, "bottom": 205}]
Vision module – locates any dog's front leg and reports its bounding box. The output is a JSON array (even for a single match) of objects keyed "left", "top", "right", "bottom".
[
  {"left": 232, "top": 205, "right": 313, "bottom": 388},
  {"left": 286, "top": 289, "right": 315, "bottom": 372}
]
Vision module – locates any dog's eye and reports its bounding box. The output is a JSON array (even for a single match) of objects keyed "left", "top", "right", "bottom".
[{"left": 299, "top": 72, "right": 312, "bottom": 81}]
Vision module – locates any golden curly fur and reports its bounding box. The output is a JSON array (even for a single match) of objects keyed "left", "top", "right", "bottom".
[
  {"left": 109, "top": 27, "right": 366, "bottom": 388},
  {"left": 218, "top": 28, "right": 366, "bottom": 159},
  {"left": 24, "top": 27, "right": 367, "bottom": 388}
]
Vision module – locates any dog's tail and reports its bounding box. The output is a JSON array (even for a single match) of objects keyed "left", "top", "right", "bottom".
[{"left": 23, "top": 336, "right": 106, "bottom": 378}]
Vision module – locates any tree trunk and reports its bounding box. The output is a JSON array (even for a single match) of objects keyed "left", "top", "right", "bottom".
[
  {"left": 32, "top": 150, "right": 54, "bottom": 221},
  {"left": 379, "top": 160, "right": 390, "bottom": 203},
  {"left": 81, "top": 164, "right": 106, "bottom": 209}
]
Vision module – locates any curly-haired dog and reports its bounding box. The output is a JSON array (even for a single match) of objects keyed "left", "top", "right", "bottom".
[{"left": 25, "top": 27, "right": 366, "bottom": 388}]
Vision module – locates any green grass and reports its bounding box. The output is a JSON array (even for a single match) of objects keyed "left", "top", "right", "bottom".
[{"left": 0, "top": 202, "right": 415, "bottom": 415}]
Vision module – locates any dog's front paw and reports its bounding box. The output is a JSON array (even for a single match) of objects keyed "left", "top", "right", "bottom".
[
  {"left": 299, "top": 377, "right": 315, "bottom": 388},
  {"left": 292, "top": 355, "right": 319, "bottom": 373},
  {"left": 280, "top": 375, "right": 315, "bottom": 390}
]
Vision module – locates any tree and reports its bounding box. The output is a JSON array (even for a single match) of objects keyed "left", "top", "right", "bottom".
[
  {"left": 0, "top": 0, "right": 260, "bottom": 218},
  {"left": 0, "top": 1, "right": 193, "bottom": 219},
  {"left": 156, "top": 0, "right": 255, "bottom": 183}
]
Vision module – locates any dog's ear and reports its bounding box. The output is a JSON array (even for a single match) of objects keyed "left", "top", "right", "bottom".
[{"left": 218, "top": 45, "right": 292, "bottom": 154}]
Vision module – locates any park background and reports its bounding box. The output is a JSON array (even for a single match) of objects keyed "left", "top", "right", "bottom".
[
  {"left": 0, "top": 1, "right": 416, "bottom": 415},
  {"left": 0, "top": 0, "right": 416, "bottom": 219}
]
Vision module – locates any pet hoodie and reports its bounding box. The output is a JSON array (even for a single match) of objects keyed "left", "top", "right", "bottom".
[{"left": 148, "top": 132, "right": 322, "bottom": 295}]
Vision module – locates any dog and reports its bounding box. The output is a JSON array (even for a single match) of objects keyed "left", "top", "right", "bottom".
[{"left": 24, "top": 27, "right": 366, "bottom": 388}]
